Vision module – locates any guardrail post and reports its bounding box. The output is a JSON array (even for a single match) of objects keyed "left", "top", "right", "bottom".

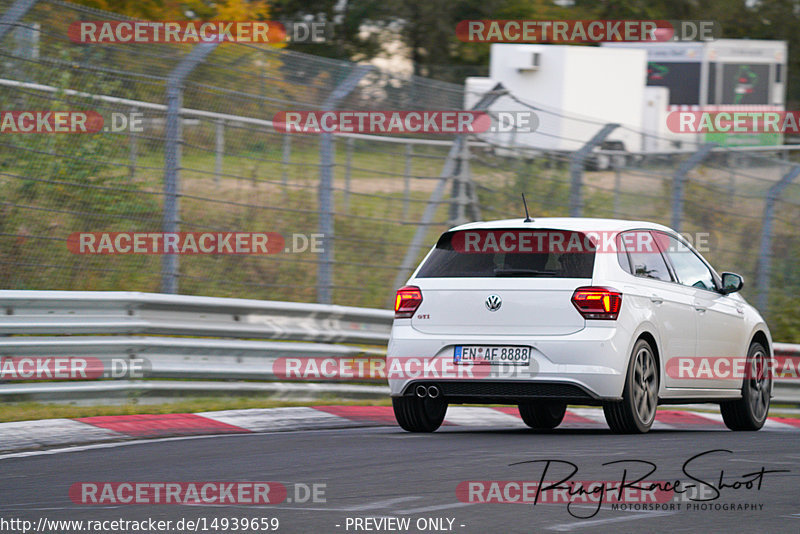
[
  {"left": 669, "top": 143, "right": 716, "bottom": 232},
  {"left": 568, "top": 123, "right": 618, "bottom": 217},
  {"left": 0, "top": 0, "right": 38, "bottom": 42},
  {"left": 161, "top": 41, "right": 219, "bottom": 294},
  {"left": 756, "top": 164, "right": 800, "bottom": 313},
  {"left": 317, "top": 65, "right": 374, "bottom": 304}
]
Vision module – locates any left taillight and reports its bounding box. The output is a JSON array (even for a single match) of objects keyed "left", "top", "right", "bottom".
[
  {"left": 571, "top": 286, "right": 622, "bottom": 320},
  {"left": 395, "top": 286, "right": 422, "bottom": 319}
]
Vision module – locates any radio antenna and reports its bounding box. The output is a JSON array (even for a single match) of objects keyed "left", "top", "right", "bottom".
[{"left": 521, "top": 193, "right": 532, "bottom": 222}]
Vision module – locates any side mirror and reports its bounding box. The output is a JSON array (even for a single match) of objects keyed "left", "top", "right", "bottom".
[{"left": 720, "top": 272, "right": 744, "bottom": 295}]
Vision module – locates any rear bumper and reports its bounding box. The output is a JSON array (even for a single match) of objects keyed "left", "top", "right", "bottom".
[
  {"left": 387, "top": 323, "right": 631, "bottom": 401},
  {"left": 400, "top": 380, "right": 600, "bottom": 404}
]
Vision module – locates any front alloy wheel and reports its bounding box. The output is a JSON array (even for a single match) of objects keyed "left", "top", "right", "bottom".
[
  {"left": 720, "top": 342, "right": 770, "bottom": 431},
  {"left": 604, "top": 338, "right": 659, "bottom": 434}
]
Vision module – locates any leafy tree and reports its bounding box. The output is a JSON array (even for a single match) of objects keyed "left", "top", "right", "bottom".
[{"left": 71, "top": 0, "right": 270, "bottom": 21}]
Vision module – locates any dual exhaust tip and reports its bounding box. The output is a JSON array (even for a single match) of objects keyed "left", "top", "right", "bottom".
[{"left": 415, "top": 384, "right": 440, "bottom": 399}]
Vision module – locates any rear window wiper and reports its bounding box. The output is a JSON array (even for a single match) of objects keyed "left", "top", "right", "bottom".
[{"left": 493, "top": 268, "right": 559, "bottom": 277}]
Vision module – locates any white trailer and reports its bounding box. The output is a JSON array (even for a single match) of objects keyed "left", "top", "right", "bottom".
[
  {"left": 604, "top": 39, "right": 788, "bottom": 147},
  {"left": 465, "top": 43, "right": 648, "bottom": 154}
]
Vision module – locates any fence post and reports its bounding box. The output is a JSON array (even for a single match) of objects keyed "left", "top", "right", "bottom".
[
  {"left": 465, "top": 140, "right": 482, "bottom": 222},
  {"left": 391, "top": 83, "right": 506, "bottom": 298},
  {"left": 282, "top": 133, "right": 291, "bottom": 198},
  {"left": 344, "top": 136, "right": 354, "bottom": 212},
  {"left": 317, "top": 65, "right": 373, "bottom": 304},
  {"left": 0, "top": 0, "right": 38, "bottom": 42},
  {"left": 670, "top": 143, "right": 716, "bottom": 232},
  {"left": 613, "top": 164, "right": 621, "bottom": 218},
  {"left": 161, "top": 41, "right": 219, "bottom": 294},
  {"left": 448, "top": 140, "right": 472, "bottom": 226},
  {"left": 569, "top": 123, "right": 619, "bottom": 217},
  {"left": 403, "top": 143, "right": 412, "bottom": 219},
  {"left": 129, "top": 106, "right": 138, "bottom": 179},
  {"left": 756, "top": 164, "right": 800, "bottom": 313},
  {"left": 214, "top": 118, "right": 224, "bottom": 185}
]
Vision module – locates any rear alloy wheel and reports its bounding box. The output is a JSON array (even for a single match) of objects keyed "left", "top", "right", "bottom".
[
  {"left": 604, "top": 338, "right": 659, "bottom": 434},
  {"left": 518, "top": 402, "right": 567, "bottom": 430},
  {"left": 720, "top": 342, "right": 770, "bottom": 431},
  {"left": 392, "top": 396, "right": 447, "bottom": 432}
]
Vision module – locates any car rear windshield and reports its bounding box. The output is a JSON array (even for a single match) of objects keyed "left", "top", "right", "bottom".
[{"left": 415, "top": 229, "right": 596, "bottom": 278}]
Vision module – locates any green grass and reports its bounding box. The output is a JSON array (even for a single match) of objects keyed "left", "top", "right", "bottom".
[{"left": 1, "top": 130, "right": 798, "bottom": 337}]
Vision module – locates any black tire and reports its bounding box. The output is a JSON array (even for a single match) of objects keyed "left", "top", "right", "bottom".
[
  {"left": 603, "top": 338, "right": 659, "bottom": 434},
  {"left": 720, "top": 341, "right": 770, "bottom": 431},
  {"left": 518, "top": 402, "right": 567, "bottom": 430},
  {"left": 392, "top": 396, "right": 447, "bottom": 432}
]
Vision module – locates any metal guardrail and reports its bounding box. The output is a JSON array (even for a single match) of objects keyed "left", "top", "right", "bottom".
[
  {"left": 0, "top": 380, "right": 390, "bottom": 402},
  {"left": 0, "top": 290, "right": 393, "bottom": 344},
  {"left": 0, "top": 291, "right": 393, "bottom": 400},
  {"left": 773, "top": 343, "right": 800, "bottom": 404},
  {"left": 0, "top": 291, "right": 798, "bottom": 405}
]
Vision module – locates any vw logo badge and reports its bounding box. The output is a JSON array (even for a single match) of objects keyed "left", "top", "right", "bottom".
[{"left": 485, "top": 294, "right": 502, "bottom": 311}]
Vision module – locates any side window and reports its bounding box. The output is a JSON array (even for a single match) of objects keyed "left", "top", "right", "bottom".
[
  {"left": 616, "top": 234, "right": 632, "bottom": 274},
  {"left": 659, "top": 233, "right": 716, "bottom": 291},
  {"left": 620, "top": 231, "right": 672, "bottom": 282}
]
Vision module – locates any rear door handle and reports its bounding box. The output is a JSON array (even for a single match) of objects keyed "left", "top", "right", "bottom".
[
  {"left": 695, "top": 306, "right": 707, "bottom": 314},
  {"left": 650, "top": 294, "right": 663, "bottom": 304}
]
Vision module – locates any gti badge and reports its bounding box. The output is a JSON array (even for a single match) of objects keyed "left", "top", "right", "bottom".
[{"left": 485, "top": 294, "right": 502, "bottom": 311}]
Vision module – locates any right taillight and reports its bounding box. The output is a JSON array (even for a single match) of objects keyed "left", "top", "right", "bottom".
[
  {"left": 571, "top": 286, "right": 622, "bottom": 320},
  {"left": 395, "top": 286, "right": 422, "bottom": 319}
]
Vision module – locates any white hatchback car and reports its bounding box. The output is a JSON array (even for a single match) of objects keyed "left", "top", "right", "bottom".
[{"left": 389, "top": 217, "right": 773, "bottom": 434}]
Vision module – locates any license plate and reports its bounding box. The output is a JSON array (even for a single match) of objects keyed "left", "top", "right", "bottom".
[{"left": 454, "top": 345, "right": 530, "bottom": 365}]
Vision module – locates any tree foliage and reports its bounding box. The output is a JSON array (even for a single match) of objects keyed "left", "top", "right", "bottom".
[{"left": 71, "top": 0, "right": 270, "bottom": 21}]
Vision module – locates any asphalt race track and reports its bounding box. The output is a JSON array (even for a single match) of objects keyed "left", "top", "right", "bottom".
[{"left": 2, "top": 415, "right": 800, "bottom": 534}]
